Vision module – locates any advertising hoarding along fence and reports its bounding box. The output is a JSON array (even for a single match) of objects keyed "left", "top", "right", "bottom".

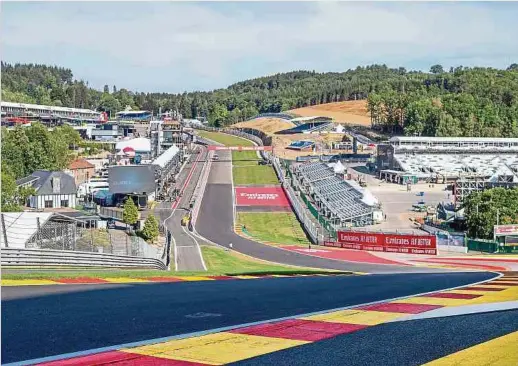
[
  {"left": 494, "top": 224, "right": 518, "bottom": 237},
  {"left": 327, "top": 231, "right": 437, "bottom": 255},
  {"left": 235, "top": 187, "right": 290, "bottom": 207},
  {"left": 207, "top": 145, "right": 273, "bottom": 151}
]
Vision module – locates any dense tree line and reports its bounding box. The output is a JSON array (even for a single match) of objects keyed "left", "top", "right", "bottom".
[
  {"left": 368, "top": 65, "right": 518, "bottom": 137},
  {"left": 1, "top": 123, "right": 82, "bottom": 211},
  {"left": 462, "top": 187, "right": 518, "bottom": 239},
  {"left": 2, "top": 62, "right": 517, "bottom": 133}
]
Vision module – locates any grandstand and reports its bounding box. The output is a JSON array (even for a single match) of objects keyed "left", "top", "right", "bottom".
[
  {"left": 287, "top": 140, "right": 315, "bottom": 151},
  {"left": 294, "top": 162, "right": 381, "bottom": 227},
  {"left": 1, "top": 101, "right": 104, "bottom": 123},
  {"left": 115, "top": 110, "right": 152, "bottom": 122},
  {"left": 378, "top": 137, "right": 518, "bottom": 185},
  {"left": 276, "top": 117, "right": 333, "bottom": 135}
]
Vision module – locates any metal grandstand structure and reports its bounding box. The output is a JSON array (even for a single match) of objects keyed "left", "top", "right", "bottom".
[
  {"left": 294, "top": 162, "right": 380, "bottom": 227},
  {"left": 378, "top": 136, "right": 518, "bottom": 184}
]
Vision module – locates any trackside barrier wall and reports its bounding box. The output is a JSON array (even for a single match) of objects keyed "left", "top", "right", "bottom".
[
  {"left": 467, "top": 239, "right": 498, "bottom": 253},
  {"left": 1, "top": 247, "right": 167, "bottom": 269}
]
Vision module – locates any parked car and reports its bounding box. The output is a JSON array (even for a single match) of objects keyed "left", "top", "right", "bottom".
[{"left": 107, "top": 219, "right": 116, "bottom": 229}]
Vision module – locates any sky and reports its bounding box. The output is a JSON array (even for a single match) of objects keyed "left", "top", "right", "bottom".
[{"left": 2, "top": 1, "right": 518, "bottom": 94}]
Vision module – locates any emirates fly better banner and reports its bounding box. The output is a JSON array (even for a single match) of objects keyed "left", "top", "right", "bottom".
[
  {"left": 235, "top": 187, "right": 290, "bottom": 207},
  {"left": 330, "top": 231, "right": 437, "bottom": 255}
]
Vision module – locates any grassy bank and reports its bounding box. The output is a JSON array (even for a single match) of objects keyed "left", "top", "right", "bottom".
[
  {"left": 233, "top": 165, "right": 279, "bottom": 185},
  {"left": 237, "top": 212, "right": 310, "bottom": 246},
  {"left": 197, "top": 130, "right": 253, "bottom": 147}
]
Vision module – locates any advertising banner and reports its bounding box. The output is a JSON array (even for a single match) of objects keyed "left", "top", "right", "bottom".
[
  {"left": 208, "top": 145, "right": 273, "bottom": 151},
  {"left": 494, "top": 224, "right": 518, "bottom": 237},
  {"left": 331, "top": 231, "right": 437, "bottom": 255},
  {"left": 235, "top": 186, "right": 290, "bottom": 207}
]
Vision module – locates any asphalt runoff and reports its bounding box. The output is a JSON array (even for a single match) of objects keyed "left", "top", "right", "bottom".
[{"left": 1, "top": 271, "right": 494, "bottom": 363}]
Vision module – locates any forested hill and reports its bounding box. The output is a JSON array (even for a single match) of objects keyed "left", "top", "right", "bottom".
[{"left": 2, "top": 62, "right": 518, "bottom": 136}]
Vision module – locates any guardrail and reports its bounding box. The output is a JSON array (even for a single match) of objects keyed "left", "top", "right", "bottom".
[{"left": 1, "top": 247, "right": 167, "bottom": 270}]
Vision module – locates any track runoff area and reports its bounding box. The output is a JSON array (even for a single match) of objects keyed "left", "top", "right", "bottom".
[{"left": 3, "top": 136, "right": 518, "bottom": 365}]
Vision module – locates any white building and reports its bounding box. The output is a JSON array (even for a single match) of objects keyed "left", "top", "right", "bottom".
[{"left": 1, "top": 101, "right": 102, "bottom": 121}]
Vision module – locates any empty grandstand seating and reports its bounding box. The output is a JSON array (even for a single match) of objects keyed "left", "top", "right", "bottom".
[
  {"left": 393, "top": 153, "right": 518, "bottom": 180},
  {"left": 276, "top": 121, "right": 332, "bottom": 135},
  {"left": 287, "top": 140, "right": 315, "bottom": 150},
  {"left": 295, "top": 162, "right": 377, "bottom": 226}
]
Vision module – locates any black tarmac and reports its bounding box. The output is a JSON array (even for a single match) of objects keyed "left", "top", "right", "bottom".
[{"left": 1, "top": 272, "right": 494, "bottom": 364}]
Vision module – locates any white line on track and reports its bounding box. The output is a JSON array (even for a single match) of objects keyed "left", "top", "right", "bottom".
[
  {"left": 181, "top": 225, "right": 208, "bottom": 271},
  {"left": 9, "top": 272, "right": 502, "bottom": 366}
]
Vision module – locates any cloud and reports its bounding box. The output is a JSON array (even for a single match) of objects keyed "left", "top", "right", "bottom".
[{"left": 2, "top": 2, "right": 517, "bottom": 92}]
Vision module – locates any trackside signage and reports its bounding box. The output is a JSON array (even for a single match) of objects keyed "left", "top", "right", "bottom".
[
  {"left": 235, "top": 187, "right": 290, "bottom": 207},
  {"left": 494, "top": 224, "right": 518, "bottom": 236},
  {"left": 330, "top": 231, "right": 437, "bottom": 255},
  {"left": 208, "top": 145, "right": 273, "bottom": 151}
]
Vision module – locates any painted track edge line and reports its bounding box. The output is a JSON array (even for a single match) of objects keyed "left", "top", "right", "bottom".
[{"left": 8, "top": 272, "right": 502, "bottom": 366}]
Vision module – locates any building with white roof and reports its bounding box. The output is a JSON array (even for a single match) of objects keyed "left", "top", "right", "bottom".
[
  {"left": 1, "top": 101, "right": 102, "bottom": 121},
  {"left": 115, "top": 138, "right": 151, "bottom": 154},
  {"left": 377, "top": 136, "right": 518, "bottom": 202}
]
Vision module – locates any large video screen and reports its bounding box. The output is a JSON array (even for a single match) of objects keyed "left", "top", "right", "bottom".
[{"left": 108, "top": 165, "right": 156, "bottom": 194}]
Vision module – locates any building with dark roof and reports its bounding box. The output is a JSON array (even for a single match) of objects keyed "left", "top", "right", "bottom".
[{"left": 16, "top": 170, "right": 77, "bottom": 210}]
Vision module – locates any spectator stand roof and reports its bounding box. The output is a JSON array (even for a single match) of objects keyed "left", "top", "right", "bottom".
[
  {"left": 152, "top": 145, "right": 180, "bottom": 169},
  {"left": 115, "top": 138, "right": 151, "bottom": 153}
]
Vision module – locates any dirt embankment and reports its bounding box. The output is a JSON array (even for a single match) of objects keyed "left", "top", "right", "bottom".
[
  {"left": 288, "top": 100, "right": 371, "bottom": 126},
  {"left": 232, "top": 118, "right": 294, "bottom": 136}
]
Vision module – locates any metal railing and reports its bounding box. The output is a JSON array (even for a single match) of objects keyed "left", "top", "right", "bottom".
[{"left": 1, "top": 247, "right": 166, "bottom": 269}]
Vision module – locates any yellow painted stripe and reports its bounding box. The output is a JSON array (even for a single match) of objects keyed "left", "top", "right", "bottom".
[
  {"left": 396, "top": 297, "right": 474, "bottom": 307},
  {"left": 303, "top": 309, "right": 406, "bottom": 325},
  {"left": 103, "top": 277, "right": 151, "bottom": 283},
  {"left": 122, "top": 332, "right": 307, "bottom": 365},
  {"left": 423, "top": 331, "right": 518, "bottom": 366},
  {"left": 455, "top": 287, "right": 518, "bottom": 305},
  {"left": 1, "top": 279, "right": 60, "bottom": 286},
  {"left": 234, "top": 275, "right": 261, "bottom": 279},
  {"left": 441, "top": 289, "right": 498, "bottom": 296},
  {"left": 174, "top": 276, "right": 214, "bottom": 281}
]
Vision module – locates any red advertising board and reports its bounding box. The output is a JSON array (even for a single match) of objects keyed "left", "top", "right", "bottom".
[
  {"left": 208, "top": 145, "right": 273, "bottom": 151},
  {"left": 235, "top": 186, "right": 290, "bottom": 207},
  {"left": 328, "top": 231, "right": 437, "bottom": 255}
]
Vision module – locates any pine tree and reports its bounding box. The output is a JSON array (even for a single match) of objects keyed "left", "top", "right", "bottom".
[
  {"left": 122, "top": 198, "right": 139, "bottom": 227},
  {"left": 141, "top": 215, "right": 160, "bottom": 243}
]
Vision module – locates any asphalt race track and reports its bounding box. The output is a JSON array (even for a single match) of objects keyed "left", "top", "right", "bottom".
[
  {"left": 196, "top": 150, "right": 445, "bottom": 274},
  {"left": 231, "top": 308, "right": 518, "bottom": 366},
  {"left": 1, "top": 272, "right": 494, "bottom": 364}
]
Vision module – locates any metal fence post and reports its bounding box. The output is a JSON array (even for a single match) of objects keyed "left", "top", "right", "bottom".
[{"left": 1, "top": 214, "right": 8, "bottom": 248}]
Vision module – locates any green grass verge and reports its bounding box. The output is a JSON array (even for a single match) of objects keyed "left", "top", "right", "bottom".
[
  {"left": 2, "top": 245, "right": 341, "bottom": 280},
  {"left": 197, "top": 130, "right": 253, "bottom": 147},
  {"left": 233, "top": 165, "right": 279, "bottom": 185},
  {"left": 237, "top": 212, "right": 311, "bottom": 246},
  {"left": 232, "top": 150, "right": 260, "bottom": 166}
]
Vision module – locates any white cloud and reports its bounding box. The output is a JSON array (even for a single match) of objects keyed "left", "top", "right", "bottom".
[{"left": 2, "top": 2, "right": 517, "bottom": 91}]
